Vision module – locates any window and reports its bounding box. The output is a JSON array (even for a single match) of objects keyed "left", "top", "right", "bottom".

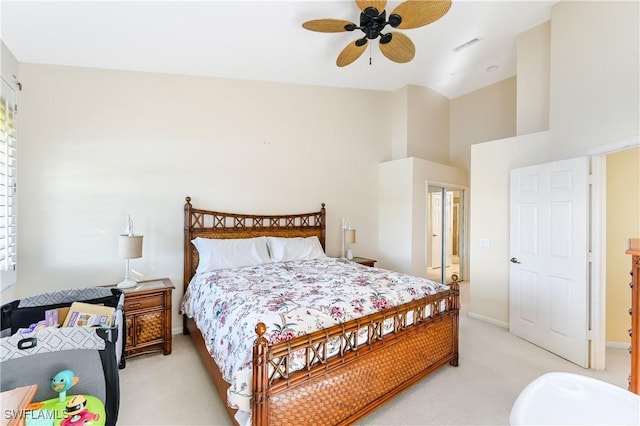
[{"left": 0, "top": 78, "right": 17, "bottom": 289}]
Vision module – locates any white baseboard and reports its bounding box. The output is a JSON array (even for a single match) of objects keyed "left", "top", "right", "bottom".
[
  {"left": 172, "top": 326, "right": 183, "bottom": 336},
  {"left": 606, "top": 340, "right": 630, "bottom": 349},
  {"left": 467, "top": 311, "right": 509, "bottom": 329}
]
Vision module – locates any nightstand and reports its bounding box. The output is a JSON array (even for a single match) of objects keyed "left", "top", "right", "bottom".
[
  {"left": 351, "top": 256, "right": 377, "bottom": 267},
  {"left": 107, "top": 278, "right": 174, "bottom": 359}
]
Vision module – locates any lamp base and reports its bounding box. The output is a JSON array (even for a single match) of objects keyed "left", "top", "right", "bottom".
[{"left": 117, "top": 278, "right": 138, "bottom": 289}]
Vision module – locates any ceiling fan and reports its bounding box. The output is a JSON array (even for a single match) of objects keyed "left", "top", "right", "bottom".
[{"left": 302, "top": 0, "right": 452, "bottom": 67}]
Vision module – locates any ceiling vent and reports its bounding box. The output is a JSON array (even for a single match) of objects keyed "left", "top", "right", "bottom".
[{"left": 453, "top": 37, "right": 480, "bottom": 52}]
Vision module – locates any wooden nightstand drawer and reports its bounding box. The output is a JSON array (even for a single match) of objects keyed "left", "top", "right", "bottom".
[{"left": 125, "top": 294, "right": 163, "bottom": 311}]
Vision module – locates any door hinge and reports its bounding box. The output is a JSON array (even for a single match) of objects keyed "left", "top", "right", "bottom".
[
  {"left": 588, "top": 252, "right": 593, "bottom": 262},
  {"left": 12, "top": 75, "right": 22, "bottom": 91},
  {"left": 587, "top": 329, "right": 593, "bottom": 341},
  {"left": 588, "top": 174, "right": 593, "bottom": 185}
]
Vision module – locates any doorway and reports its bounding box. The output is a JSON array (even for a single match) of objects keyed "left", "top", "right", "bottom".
[
  {"left": 427, "top": 186, "right": 464, "bottom": 284},
  {"left": 507, "top": 144, "right": 638, "bottom": 369},
  {"left": 509, "top": 157, "right": 590, "bottom": 367}
]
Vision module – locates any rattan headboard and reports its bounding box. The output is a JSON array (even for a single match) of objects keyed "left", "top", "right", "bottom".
[{"left": 183, "top": 196, "right": 326, "bottom": 292}]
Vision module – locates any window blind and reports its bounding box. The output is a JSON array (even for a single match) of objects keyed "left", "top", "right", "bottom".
[{"left": 0, "top": 97, "right": 17, "bottom": 273}]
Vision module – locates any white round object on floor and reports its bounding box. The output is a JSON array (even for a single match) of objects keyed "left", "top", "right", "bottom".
[{"left": 510, "top": 372, "right": 640, "bottom": 425}]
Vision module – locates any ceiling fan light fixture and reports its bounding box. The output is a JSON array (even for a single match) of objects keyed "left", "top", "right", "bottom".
[
  {"left": 364, "top": 6, "right": 379, "bottom": 17},
  {"left": 380, "top": 33, "right": 392, "bottom": 44},
  {"left": 388, "top": 14, "right": 402, "bottom": 28}
]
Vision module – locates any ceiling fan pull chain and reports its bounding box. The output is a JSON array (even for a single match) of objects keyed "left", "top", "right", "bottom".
[{"left": 369, "top": 42, "right": 372, "bottom": 65}]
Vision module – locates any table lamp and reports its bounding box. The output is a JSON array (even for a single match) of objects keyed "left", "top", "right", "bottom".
[
  {"left": 117, "top": 216, "right": 143, "bottom": 289},
  {"left": 341, "top": 218, "right": 356, "bottom": 259},
  {"left": 344, "top": 228, "right": 356, "bottom": 260}
]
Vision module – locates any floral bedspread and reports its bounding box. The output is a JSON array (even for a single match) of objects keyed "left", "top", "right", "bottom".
[{"left": 180, "top": 257, "right": 448, "bottom": 419}]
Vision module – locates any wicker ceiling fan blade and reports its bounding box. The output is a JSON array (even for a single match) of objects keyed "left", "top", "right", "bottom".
[
  {"left": 355, "top": 0, "right": 387, "bottom": 14},
  {"left": 336, "top": 40, "right": 368, "bottom": 67},
  {"left": 391, "top": 0, "right": 451, "bottom": 29},
  {"left": 379, "top": 32, "right": 415, "bottom": 63},
  {"left": 302, "top": 19, "right": 355, "bottom": 33}
]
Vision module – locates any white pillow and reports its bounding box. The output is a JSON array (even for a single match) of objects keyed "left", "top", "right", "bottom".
[
  {"left": 192, "top": 236, "right": 271, "bottom": 273},
  {"left": 266, "top": 236, "right": 327, "bottom": 262}
]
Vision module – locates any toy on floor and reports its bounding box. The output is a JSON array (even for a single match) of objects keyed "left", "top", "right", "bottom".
[{"left": 24, "top": 370, "right": 105, "bottom": 426}]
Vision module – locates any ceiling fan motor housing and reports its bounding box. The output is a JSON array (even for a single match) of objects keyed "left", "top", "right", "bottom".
[
  {"left": 359, "top": 7, "right": 403, "bottom": 40},
  {"left": 360, "top": 8, "right": 386, "bottom": 39}
]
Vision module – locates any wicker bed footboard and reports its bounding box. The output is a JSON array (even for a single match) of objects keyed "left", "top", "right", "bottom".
[{"left": 252, "top": 282, "right": 460, "bottom": 426}]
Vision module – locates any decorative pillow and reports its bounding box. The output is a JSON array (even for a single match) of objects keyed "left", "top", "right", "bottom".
[
  {"left": 192, "top": 236, "right": 271, "bottom": 273},
  {"left": 266, "top": 236, "right": 327, "bottom": 262}
]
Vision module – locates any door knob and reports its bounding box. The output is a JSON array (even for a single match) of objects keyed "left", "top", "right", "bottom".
[{"left": 510, "top": 257, "right": 521, "bottom": 264}]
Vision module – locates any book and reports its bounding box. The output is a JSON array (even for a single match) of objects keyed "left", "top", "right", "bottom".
[
  {"left": 63, "top": 302, "right": 115, "bottom": 328},
  {"left": 0, "top": 384, "right": 38, "bottom": 426}
]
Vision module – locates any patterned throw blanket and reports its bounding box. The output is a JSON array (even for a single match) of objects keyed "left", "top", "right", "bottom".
[{"left": 181, "top": 257, "right": 448, "bottom": 419}]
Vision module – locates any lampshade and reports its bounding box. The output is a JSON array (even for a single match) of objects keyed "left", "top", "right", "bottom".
[
  {"left": 118, "top": 235, "right": 143, "bottom": 259},
  {"left": 344, "top": 229, "right": 356, "bottom": 244}
]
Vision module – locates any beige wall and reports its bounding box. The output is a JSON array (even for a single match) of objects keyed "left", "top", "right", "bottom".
[
  {"left": 606, "top": 147, "right": 640, "bottom": 343},
  {"left": 11, "top": 63, "right": 392, "bottom": 331},
  {"left": 390, "top": 85, "right": 450, "bottom": 164},
  {"left": 469, "top": 132, "right": 551, "bottom": 325},
  {"left": 549, "top": 1, "right": 639, "bottom": 159},
  {"left": 378, "top": 158, "right": 413, "bottom": 273},
  {"left": 391, "top": 86, "right": 409, "bottom": 160},
  {"left": 516, "top": 21, "right": 550, "bottom": 135},
  {"left": 407, "top": 85, "right": 450, "bottom": 164},
  {"left": 449, "top": 77, "right": 517, "bottom": 173}
]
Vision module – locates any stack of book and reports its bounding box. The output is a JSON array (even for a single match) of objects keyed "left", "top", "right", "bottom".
[{"left": 18, "top": 302, "right": 115, "bottom": 335}]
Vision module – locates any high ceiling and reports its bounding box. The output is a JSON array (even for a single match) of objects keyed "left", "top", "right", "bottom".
[{"left": 1, "top": 1, "right": 556, "bottom": 98}]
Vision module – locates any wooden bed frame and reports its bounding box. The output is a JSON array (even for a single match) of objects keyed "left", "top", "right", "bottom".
[{"left": 183, "top": 197, "right": 460, "bottom": 426}]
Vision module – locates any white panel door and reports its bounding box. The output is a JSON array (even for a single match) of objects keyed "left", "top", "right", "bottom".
[{"left": 509, "top": 157, "right": 590, "bottom": 367}]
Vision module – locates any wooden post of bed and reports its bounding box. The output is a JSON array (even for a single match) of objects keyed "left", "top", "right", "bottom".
[
  {"left": 253, "top": 322, "right": 269, "bottom": 425},
  {"left": 449, "top": 273, "right": 460, "bottom": 367},
  {"left": 183, "top": 196, "right": 193, "bottom": 336}
]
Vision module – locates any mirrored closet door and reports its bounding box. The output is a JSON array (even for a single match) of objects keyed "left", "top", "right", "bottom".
[{"left": 427, "top": 186, "right": 464, "bottom": 284}]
